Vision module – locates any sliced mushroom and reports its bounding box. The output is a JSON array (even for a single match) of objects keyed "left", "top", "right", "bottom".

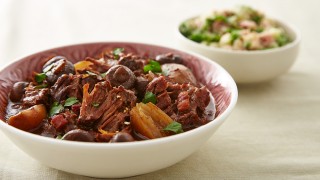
[{"left": 8, "top": 104, "right": 47, "bottom": 131}]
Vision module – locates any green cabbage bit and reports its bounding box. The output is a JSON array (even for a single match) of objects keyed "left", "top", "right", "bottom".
[
  {"left": 143, "top": 60, "right": 162, "bottom": 73},
  {"left": 163, "top": 121, "right": 183, "bottom": 134},
  {"left": 142, "top": 91, "right": 157, "bottom": 104}
]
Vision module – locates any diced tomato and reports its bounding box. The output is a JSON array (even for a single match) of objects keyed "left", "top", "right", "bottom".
[{"left": 51, "top": 114, "right": 68, "bottom": 131}]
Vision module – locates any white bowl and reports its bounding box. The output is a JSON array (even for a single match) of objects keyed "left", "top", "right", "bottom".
[
  {"left": 0, "top": 42, "right": 238, "bottom": 178},
  {"left": 177, "top": 17, "right": 301, "bottom": 84}
]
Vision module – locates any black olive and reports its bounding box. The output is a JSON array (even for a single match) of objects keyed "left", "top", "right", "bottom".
[
  {"left": 9, "top": 82, "right": 29, "bottom": 102},
  {"left": 155, "top": 53, "right": 183, "bottom": 64},
  {"left": 43, "top": 56, "right": 75, "bottom": 85},
  {"left": 105, "top": 65, "right": 136, "bottom": 89},
  {"left": 110, "top": 132, "right": 135, "bottom": 143},
  {"left": 62, "top": 129, "right": 94, "bottom": 142}
]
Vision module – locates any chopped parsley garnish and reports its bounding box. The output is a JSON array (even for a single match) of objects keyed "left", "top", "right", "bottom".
[
  {"left": 92, "top": 102, "right": 100, "bottom": 107},
  {"left": 143, "top": 60, "right": 162, "bottom": 73},
  {"left": 163, "top": 121, "right": 183, "bottom": 134},
  {"left": 86, "top": 71, "right": 98, "bottom": 76},
  {"left": 56, "top": 135, "right": 63, "bottom": 139},
  {"left": 113, "top": 48, "right": 124, "bottom": 59},
  {"left": 49, "top": 102, "right": 64, "bottom": 117},
  {"left": 35, "top": 73, "right": 47, "bottom": 83},
  {"left": 100, "top": 72, "right": 107, "bottom": 78},
  {"left": 142, "top": 91, "right": 157, "bottom": 104},
  {"left": 64, "top": 97, "right": 79, "bottom": 107}
]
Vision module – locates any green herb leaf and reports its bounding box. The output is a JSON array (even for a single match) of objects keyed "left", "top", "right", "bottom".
[
  {"left": 35, "top": 73, "right": 47, "bottom": 83},
  {"left": 143, "top": 60, "right": 162, "bottom": 73},
  {"left": 100, "top": 72, "right": 107, "bottom": 78},
  {"left": 86, "top": 71, "right": 98, "bottom": 76},
  {"left": 113, "top": 48, "right": 124, "bottom": 59},
  {"left": 64, "top": 97, "right": 79, "bottom": 107},
  {"left": 163, "top": 121, "right": 183, "bottom": 134},
  {"left": 34, "top": 84, "right": 48, "bottom": 89},
  {"left": 49, "top": 102, "right": 64, "bottom": 117},
  {"left": 92, "top": 102, "right": 100, "bottom": 107},
  {"left": 142, "top": 91, "right": 157, "bottom": 104},
  {"left": 56, "top": 135, "right": 63, "bottom": 139}
]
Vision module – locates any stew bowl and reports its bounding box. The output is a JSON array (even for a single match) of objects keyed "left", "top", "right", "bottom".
[{"left": 0, "top": 42, "right": 237, "bottom": 178}]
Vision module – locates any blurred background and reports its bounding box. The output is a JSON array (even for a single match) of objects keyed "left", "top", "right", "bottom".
[{"left": 0, "top": 0, "right": 316, "bottom": 67}]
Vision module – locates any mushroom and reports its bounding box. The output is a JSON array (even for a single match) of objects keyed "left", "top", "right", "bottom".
[
  {"left": 155, "top": 53, "right": 183, "bottom": 64},
  {"left": 161, "top": 63, "right": 198, "bottom": 86},
  {"left": 43, "top": 56, "right": 75, "bottom": 84},
  {"left": 105, "top": 65, "right": 136, "bottom": 89},
  {"left": 62, "top": 129, "right": 95, "bottom": 142},
  {"left": 9, "top": 81, "right": 29, "bottom": 102}
]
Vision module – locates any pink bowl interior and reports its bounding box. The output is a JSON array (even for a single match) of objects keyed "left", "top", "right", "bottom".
[{"left": 0, "top": 42, "right": 233, "bottom": 123}]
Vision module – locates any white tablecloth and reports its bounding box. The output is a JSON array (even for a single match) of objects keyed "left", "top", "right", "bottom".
[{"left": 1, "top": 0, "right": 320, "bottom": 179}]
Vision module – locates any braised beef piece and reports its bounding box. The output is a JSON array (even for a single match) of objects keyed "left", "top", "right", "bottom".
[
  {"left": 97, "top": 86, "right": 136, "bottom": 132},
  {"left": 118, "top": 54, "right": 144, "bottom": 73},
  {"left": 81, "top": 75, "right": 100, "bottom": 93},
  {"left": 22, "top": 85, "right": 50, "bottom": 107},
  {"left": 135, "top": 76, "right": 149, "bottom": 98},
  {"left": 176, "top": 86, "right": 210, "bottom": 130},
  {"left": 43, "top": 56, "right": 75, "bottom": 85},
  {"left": 50, "top": 74, "right": 82, "bottom": 102},
  {"left": 78, "top": 80, "right": 136, "bottom": 133},
  {"left": 78, "top": 81, "right": 112, "bottom": 127},
  {"left": 145, "top": 75, "right": 210, "bottom": 130},
  {"left": 84, "top": 57, "right": 110, "bottom": 73}
]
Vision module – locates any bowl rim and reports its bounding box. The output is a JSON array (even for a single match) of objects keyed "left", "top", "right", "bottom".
[
  {"left": 0, "top": 41, "right": 238, "bottom": 149},
  {"left": 177, "top": 15, "right": 301, "bottom": 55}
]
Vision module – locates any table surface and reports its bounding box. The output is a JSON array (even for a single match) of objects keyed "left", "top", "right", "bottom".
[{"left": 0, "top": 0, "right": 319, "bottom": 179}]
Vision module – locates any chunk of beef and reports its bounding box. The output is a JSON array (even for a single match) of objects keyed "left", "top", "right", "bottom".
[
  {"left": 176, "top": 86, "right": 210, "bottom": 130},
  {"left": 84, "top": 57, "right": 110, "bottom": 73},
  {"left": 22, "top": 85, "right": 50, "bottom": 107},
  {"left": 118, "top": 54, "right": 144, "bottom": 73},
  {"left": 146, "top": 76, "right": 168, "bottom": 94},
  {"left": 81, "top": 75, "right": 100, "bottom": 93},
  {"left": 78, "top": 81, "right": 112, "bottom": 127},
  {"left": 78, "top": 81, "right": 136, "bottom": 133},
  {"left": 98, "top": 86, "right": 136, "bottom": 132},
  {"left": 50, "top": 74, "right": 82, "bottom": 102},
  {"left": 135, "top": 76, "right": 149, "bottom": 98}
]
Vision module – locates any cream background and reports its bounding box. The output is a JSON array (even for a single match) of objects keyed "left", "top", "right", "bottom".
[{"left": 0, "top": 0, "right": 319, "bottom": 179}]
